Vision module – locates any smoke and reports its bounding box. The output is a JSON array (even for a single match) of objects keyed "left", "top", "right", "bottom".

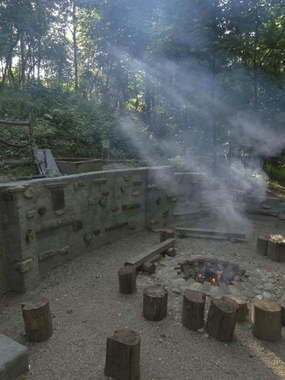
[
  {"left": 99, "top": 1, "right": 285, "bottom": 232},
  {"left": 114, "top": 49, "right": 285, "bottom": 232}
]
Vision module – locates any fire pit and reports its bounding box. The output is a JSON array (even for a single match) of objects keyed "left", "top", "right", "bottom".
[{"left": 177, "top": 258, "right": 246, "bottom": 286}]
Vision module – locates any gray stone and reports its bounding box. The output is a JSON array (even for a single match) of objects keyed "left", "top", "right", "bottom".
[{"left": 0, "top": 334, "right": 29, "bottom": 380}]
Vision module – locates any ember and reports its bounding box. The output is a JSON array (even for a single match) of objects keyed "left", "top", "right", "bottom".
[{"left": 178, "top": 258, "right": 246, "bottom": 285}]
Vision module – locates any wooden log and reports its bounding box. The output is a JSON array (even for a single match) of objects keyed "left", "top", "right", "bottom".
[
  {"left": 267, "top": 238, "right": 285, "bottom": 262},
  {"left": 160, "top": 228, "right": 175, "bottom": 242},
  {"left": 118, "top": 266, "right": 137, "bottom": 294},
  {"left": 206, "top": 298, "right": 238, "bottom": 342},
  {"left": 143, "top": 286, "right": 168, "bottom": 321},
  {"left": 125, "top": 238, "right": 175, "bottom": 270},
  {"left": 256, "top": 236, "right": 269, "bottom": 256},
  {"left": 223, "top": 296, "right": 248, "bottom": 323},
  {"left": 21, "top": 299, "right": 53, "bottom": 342},
  {"left": 182, "top": 290, "right": 206, "bottom": 331},
  {"left": 104, "top": 329, "right": 140, "bottom": 380},
  {"left": 252, "top": 299, "right": 281, "bottom": 341}
]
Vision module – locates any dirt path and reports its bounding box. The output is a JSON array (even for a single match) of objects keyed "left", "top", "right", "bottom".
[{"left": 1, "top": 216, "right": 285, "bottom": 379}]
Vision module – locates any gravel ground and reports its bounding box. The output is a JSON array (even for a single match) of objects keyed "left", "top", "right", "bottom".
[{"left": 1, "top": 215, "right": 285, "bottom": 380}]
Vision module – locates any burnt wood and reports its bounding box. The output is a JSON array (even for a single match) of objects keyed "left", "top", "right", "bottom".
[
  {"left": 182, "top": 290, "right": 206, "bottom": 331},
  {"left": 125, "top": 238, "right": 175, "bottom": 270},
  {"left": 118, "top": 266, "right": 137, "bottom": 294},
  {"left": 252, "top": 299, "right": 281, "bottom": 341},
  {"left": 21, "top": 299, "right": 53, "bottom": 342},
  {"left": 104, "top": 329, "right": 141, "bottom": 380},
  {"left": 206, "top": 298, "right": 238, "bottom": 342},
  {"left": 143, "top": 286, "right": 168, "bottom": 321}
]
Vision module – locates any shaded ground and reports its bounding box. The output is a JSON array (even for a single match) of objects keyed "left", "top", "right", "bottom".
[{"left": 1, "top": 216, "right": 285, "bottom": 380}]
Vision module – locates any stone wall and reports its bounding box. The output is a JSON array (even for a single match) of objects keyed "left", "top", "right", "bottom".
[{"left": 0, "top": 167, "right": 174, "bottom": 295}]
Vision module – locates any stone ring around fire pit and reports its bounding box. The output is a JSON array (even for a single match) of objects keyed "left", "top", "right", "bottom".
[{"left": 177, "top": 257, "right": 247, "bottom": 286}]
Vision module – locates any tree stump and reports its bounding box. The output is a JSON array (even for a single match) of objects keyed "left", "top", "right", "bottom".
[
  {"left": 206, "top": 298, "right": 238, "bottom": 342},
  {"left": 118, "top": 266, "right": 137, "bottom": 294},
  {"left": 256, "top": 236, "right": 268, "bottom": 256},
  {"left": 267, "top": 237, "right": 285, "bottom": 262},
  {"left": 252, "top": 299, "right": 281, "bottom": 341},
  {"left": 104, "top": 329, "right": 140, "bottom": 380},
  {"left": 143, "top": 286, "right": 168, "bottom": 321},
  {"left": 182, "top": 289, "right": 205, "bottom": 331},
  {"left": 160, "top": 228, "right": 175, "bottom": 243},
  {"left": 223, "top": 296, "right": 248, "bottom": 323},
  {"left": 21, "top": 299, "right": 53, "bottom": 342}
]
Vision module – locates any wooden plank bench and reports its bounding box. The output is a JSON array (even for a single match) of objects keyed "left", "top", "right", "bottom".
[{"left": 125, "top": 238, "right": 175, "bottom": 270}]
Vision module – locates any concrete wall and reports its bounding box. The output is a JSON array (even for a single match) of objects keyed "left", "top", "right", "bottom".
[{"left": 0, "top": 167, "right": 174, "bottom": 295}]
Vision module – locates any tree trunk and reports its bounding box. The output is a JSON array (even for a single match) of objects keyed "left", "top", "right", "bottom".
[
  {"left": 21, "top": 299, "right": 53, "bottom": 342},
  {"left": 72, "top": 1, "right": 79, "bottom": 91}
]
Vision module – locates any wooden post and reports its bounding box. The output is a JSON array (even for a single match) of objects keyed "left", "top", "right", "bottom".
[
  {"left": 118, "top": 266, "right": 136, "bottom": 294},
  {"left": 142, "top": 261, "right": 156, "bottom": 274},
  {"left": 21, "top": 299, "right": 53, "bottom": 342},
  {"left": 143, "top": 286, "right": 168, "bottom": 321},
  {"left": 223, "top": 296, "right": 248, "bottom": 323},
  {"left": 267, "top": 238, "right": 285, "bottom": 262},
  {"left": 182, "top": 290, "right": 205, "bottom": 331},
  {"left": 206, "top": 298, "right": 238, "bottom": 342},
  {"left": 252, "top": 299, "right": 281, "bottom": 341},
  {"left": 104, "top": 329, "right": 140, "bottom": 380},
  {"left": 160, "top": 228, "right": 175, "bottom": 243},
  {"left": 256, "top": 236, "right": 268, "bottom": 256}
]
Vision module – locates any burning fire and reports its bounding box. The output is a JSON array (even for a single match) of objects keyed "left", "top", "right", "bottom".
[{"left": 210, "top": 277, "right": 218, "bottom": 285}]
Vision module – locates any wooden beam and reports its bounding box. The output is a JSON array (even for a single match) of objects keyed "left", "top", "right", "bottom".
[{"left": 125, "top": 238, "right": 175, "bottom": 269}]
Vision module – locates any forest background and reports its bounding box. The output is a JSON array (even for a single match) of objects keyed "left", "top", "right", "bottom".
[{"left": 0, "top": 0, "right": 284, "bottom": 183}]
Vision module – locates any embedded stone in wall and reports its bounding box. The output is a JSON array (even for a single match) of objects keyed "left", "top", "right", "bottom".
[
  {"left": 24, "top": 188, "right": 33, "bottom": 199},
  {"left": 15, "top": 259, "right": 33, "bottom": 273},
  {"left": 26, "top": 210, "right": 36, "bottom": 219}
]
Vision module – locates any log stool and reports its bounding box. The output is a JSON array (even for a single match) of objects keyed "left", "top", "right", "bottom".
[
  {"left": 182, "top": 289, "right": 206, "bottom": 331},
  {"left": 21, "top": 298, "right": 53, "bottom": 342},
  {"left": 206, "top": 298, "right": 238, "bottom": 342},
  {"left": 256, "top": 236, "right": 269, "bottom": 256},
  {"left": 267, "top": 237, "right": 285, "bottom": 262},
  {"left": 104, "top": 329, "right": 140, "bottom": 380},
  {"left": 252, "top": 299, "right": 281, "bottom": 341},
  {"left": 280, "top": 300, "right": 285, "bottom": 327},
  {"left": 118, "top": 266, "right": 137, "bottom": 294},
  {"left": 143, "top": 286, "right": 168, "bottom": 321},
  {"left": 223, "top": 296, "right": 249, "bottom": 323}
]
